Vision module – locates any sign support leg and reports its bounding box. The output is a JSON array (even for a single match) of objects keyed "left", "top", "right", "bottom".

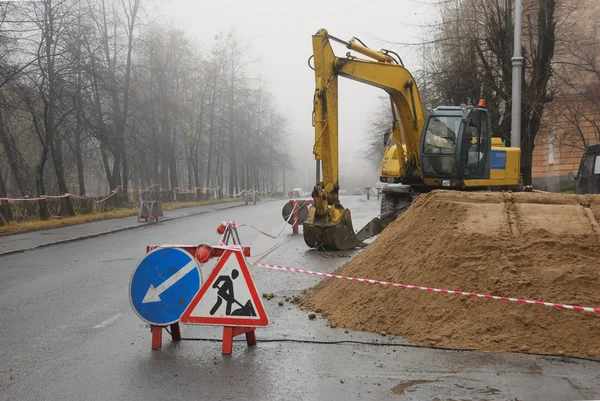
[
  {"left": 151, "top": 325, "right": 163, "bottom": 350},
  {"left": 151, "top": 323, "right": 182, "bottom": 350},
  {"left": 222, "top": 326, "right": 257, "bottom": 355},
  {"left": 170, "top": 323, "right": 181, "bottom": 342},
  {"left": 245, "top": 329, "right": 257, "bottom": 346}
]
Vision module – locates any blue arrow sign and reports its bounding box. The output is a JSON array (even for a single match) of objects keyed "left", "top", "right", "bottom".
[{"left": 130, "top": 247, "right": 202, "bottom": 326}]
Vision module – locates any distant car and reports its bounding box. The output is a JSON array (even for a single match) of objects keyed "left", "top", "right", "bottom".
[
  {"left": 352, "top": 188, "right": 363, "bottom": 195},
  {"left": 339, "top": 189, "right": 348, "bottom": 195},
  {"left": 288, "top": 188, "right": 303, "bottom": 198}
]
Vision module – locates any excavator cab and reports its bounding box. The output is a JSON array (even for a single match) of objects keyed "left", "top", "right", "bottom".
[{"left": 420, "top": 105, "right": 492, "bottom": 182}]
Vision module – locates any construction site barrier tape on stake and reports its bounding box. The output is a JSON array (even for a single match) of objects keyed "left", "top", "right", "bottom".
[{"left": 249, "top": 262, "right": 600, "bottom": 314}]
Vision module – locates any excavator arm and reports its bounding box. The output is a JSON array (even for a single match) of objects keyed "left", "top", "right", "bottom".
[{"left": 304, "top": 29, "right": 426, "bottom": 250}]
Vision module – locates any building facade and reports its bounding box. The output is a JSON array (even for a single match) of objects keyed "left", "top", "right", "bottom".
[{"left": 531, "top": 0, "right": 600, "bottom": 191}]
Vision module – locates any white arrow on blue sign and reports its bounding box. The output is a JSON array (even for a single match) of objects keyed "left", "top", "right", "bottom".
[{"left": 130, "top": 247, "right": 202, "bottom": 326}]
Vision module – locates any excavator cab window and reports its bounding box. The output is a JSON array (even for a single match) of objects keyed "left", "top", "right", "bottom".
[
  {"left": 421, "top": 115, "right": 461, "bottom": 176},
  {"left": 383, "top": 129, "right": 392, "bottom": 146},
  {"left": 460, "top": 108, "right": 490, "bottom": 180}
]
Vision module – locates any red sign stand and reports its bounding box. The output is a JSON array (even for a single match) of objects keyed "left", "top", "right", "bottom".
[
  {"left": 151, "top": 323, "right": 181, "bottom": 350},
  {"left": 143, "top": 243, "right": 250, "bottom": 351},
  {"left": 141, "top": 222, "right": 269, "bottom": 355},
  {"left": 222, "top": 326, "right": 257, "bottom": 355}
]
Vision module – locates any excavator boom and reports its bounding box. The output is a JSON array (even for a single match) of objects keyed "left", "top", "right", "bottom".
[{"left": 303, "top": 29, "right": 426, "bottom": 250}]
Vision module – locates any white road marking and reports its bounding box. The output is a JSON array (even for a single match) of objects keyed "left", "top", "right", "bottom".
[{"left": 93, "top": 313, "right": 124, "bottom": 329}]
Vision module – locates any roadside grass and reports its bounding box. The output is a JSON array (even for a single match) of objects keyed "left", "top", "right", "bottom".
[
  {"left": 0, "top": 208, "right": 139, "bottom": 235},
  {"left": 0, "top": 197, "right": 240, "bottom": 235}
]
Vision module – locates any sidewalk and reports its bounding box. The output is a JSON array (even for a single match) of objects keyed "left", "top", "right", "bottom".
[{"left": 0, "top": 200, "right": 248, "bottom": 257}]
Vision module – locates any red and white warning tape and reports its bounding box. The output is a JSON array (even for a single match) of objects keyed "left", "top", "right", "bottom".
[
  {"left": 249, "top": 262, "right": 600, "bottom": 314},
  {"left": 0, "top": 184, "right": 226, "bottom": 203},
  {"left": 523, "top": 185, "right": 551, "bottom": 194},
  {"left": 0, "top": 193, "right": 70, "bottom": 201},
  {"left": 238, "top": 203, "right": 298, "bottom": 240},
  {"left": 0, "top": 189, "right": 119, "bottom": 203},
  {"left": 94, "top": 189, "right": 119, "bottom": 203}
]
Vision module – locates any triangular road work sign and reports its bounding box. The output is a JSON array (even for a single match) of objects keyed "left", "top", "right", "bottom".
[{"left": 181, "top": 249, "right": 269, "bottom": 327}]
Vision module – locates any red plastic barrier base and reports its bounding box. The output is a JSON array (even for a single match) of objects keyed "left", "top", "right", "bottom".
[
  {"left": 222, "top": 326, "right": 257, "bottom": 355},
  {"left": 288, "top": 200, "right": 313, "bottom": 235}
]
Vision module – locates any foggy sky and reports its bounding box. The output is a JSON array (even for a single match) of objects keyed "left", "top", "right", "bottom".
[{"left": 157, "top": 0, "right": 432, "bottom": 189}]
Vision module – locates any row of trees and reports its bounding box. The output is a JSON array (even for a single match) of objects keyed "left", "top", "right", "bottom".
[
  {"left": 363, "top": 0, "right": 599, "bottom": 184},
  {"left": 0, "top": 0, "right": 289, "bottom": 221}
]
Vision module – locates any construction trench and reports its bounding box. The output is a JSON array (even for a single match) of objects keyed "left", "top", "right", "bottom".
[{"left": 299, "top": 191, "right": 600, "bottom": 359}]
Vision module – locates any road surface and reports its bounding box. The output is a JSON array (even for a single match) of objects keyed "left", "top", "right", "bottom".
[{"left": 0, "top": 196, "right": 599, "bottom": 401}]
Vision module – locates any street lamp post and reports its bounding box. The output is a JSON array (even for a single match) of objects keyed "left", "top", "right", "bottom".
[{"left": 511, "top": 0, "right": 523, "bottom": 148}]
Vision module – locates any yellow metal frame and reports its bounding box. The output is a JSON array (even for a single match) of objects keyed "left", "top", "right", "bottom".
[{"left": 311, "top": 29, "right": 426, "bottom": 223}]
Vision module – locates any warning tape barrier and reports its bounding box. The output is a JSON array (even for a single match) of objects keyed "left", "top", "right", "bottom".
[
  {"left": 0, "top": 185, "right": 225, "bottom": 203},
  {"left": 0, "top": 192, "right": 117, "bottom": 203},
  {"left": 248, "top": 262, "right": 600, "bottom": 314},
  {"left": 523, "top": 185, "right": 552, "bottom": 194},
  {"left": 238, "top": 202, "right": 298, "bottom": 240}
]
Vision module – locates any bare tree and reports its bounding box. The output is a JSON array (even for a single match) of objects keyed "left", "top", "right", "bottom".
[
  {"left": 550, "top": 6, "right": 600, "bottom": 151},
  {"left": 422, "top": 0, "right": 558, "bottom": 184}
]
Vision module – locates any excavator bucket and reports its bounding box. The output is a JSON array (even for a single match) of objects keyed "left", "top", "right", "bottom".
[{"left": 303, "top": 207, "right": 363, "bottom": 251}]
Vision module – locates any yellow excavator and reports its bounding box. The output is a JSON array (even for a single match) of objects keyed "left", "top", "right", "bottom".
[{"left": 301, "top": 29, "right": 521, "bottom": 251}]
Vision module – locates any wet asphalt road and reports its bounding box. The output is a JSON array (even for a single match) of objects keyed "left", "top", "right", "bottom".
[{"left": 1, "top": 197, "right": 599, "bottom": 401}]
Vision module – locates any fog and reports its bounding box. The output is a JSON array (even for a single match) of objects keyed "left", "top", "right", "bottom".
[{"left": 158, "top": 0, "right": 431, "bottom": 191}]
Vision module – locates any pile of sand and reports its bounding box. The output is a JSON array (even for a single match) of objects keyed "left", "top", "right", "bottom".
[{"left": 301, "top": 191, "right": 600, "bottom": 359}]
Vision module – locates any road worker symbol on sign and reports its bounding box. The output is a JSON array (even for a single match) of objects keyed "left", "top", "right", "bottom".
[
  {"left": 181, "top": 248, "right": 269, "bottom": 327},
  {"left": 210, "top": 269, "right": 256, "bottom": 317}
]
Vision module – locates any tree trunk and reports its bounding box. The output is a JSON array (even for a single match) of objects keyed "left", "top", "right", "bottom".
[
  {"left": 44, "top": 0, "right": 74, "bottom": 217},
  {"left": 36, "top": 146, "right": 49, "bottom": 220},
  {"left": 205, "top": 75, "right": 218, "bottom": 188},
  {"left": 74, "top": 108, "right": 86, "bottom": 196},
  {"left": 100, "top": 144, "right": 114, "bottom": 188},
  {"left": 74, "top": 7, "right": 86, "bottom": 197},
  {"left": 50, "top": 134, "right": 74, "bottom": 216},
  {"left": 169, "top": 128, "right": 178, "bottom": 189},
  {"left": 0, "top": 109, "right": 28, "bottom": 196},
  {"left": 0, "top": 164, "right": 11, "bottom": 223},
  {"left": 112, "top": 150, "right": 122, "bottom": 187},
  {"left": 122, "top": 144, "right": 129, "bottom": 189},
  {"left": 520, "top": 137, "right": 533, "bottom": 186}
]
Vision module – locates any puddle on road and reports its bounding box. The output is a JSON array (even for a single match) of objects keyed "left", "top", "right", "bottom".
[{"left": 392, "top": 379, "right": 438, "bottom": 395}]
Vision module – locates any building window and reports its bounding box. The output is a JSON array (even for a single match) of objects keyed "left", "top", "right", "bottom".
[
  {"left": 547, "top": 133, "right": 554, "bottom": 165},
  {"left": 595, "top": 155, "right": 600, "bottom": 175}
]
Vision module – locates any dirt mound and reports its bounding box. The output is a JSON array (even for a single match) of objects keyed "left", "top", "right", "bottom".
[{"left": 301, "top": 191, "right": 600, "bottom": 358}]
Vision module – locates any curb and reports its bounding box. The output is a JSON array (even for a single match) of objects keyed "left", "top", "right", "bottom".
[{"left": 0, "top": 200, "right": 282, "bottom": 258}]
